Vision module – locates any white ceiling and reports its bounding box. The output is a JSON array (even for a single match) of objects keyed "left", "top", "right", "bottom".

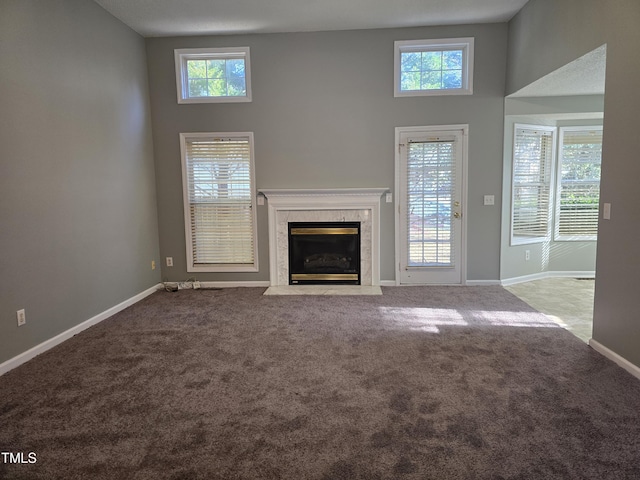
[
  {"left": 94, "top": 0, "right": 530, "bottom": 37},
  {"left": 509, "top": 44, "right": 607, "bottom": 97}
]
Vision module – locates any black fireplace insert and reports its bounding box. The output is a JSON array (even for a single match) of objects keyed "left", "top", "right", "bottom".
[{"left": 288, "top": 222, "right": 361, "bottom": 285}]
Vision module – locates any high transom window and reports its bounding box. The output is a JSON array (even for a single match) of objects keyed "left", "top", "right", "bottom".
[
  {"left": 394, "top": 38, "right": 474, "bottom": 97},
  {"left": 175, "top": 47, "right": 252, "bottom": 104}
]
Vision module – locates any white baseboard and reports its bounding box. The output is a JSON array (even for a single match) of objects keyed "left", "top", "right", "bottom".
[
  {"left": 589, "top": 339, "right": 640, "bottom": 381},
  {"left": 378, "top": 280, "right": 502, "bottom": 287},
  {"left": 501, "top": 271, "right": 595, "bottom": 286},
  {"left": 466, "top": 279, "right": 502, "bottom": 286},
  {"left": 0, "top": 284, "right": 162, "bottom": 377}
]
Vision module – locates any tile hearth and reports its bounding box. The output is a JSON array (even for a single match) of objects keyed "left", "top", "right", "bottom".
[{"left": 263, "top": 285, "right": 382, "bottom": 296}]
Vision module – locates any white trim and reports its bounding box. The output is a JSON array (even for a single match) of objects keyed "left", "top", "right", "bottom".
[
  {"left": 466, "top": 279, "right": 502, "bottom": 286},
  {"left": 259, "top": 188, "right": 389, "bottom": 198},
  {"left": 259, "top": 188, "right": 388, "bottom": 286},
  {"left": 380, "top": 280, "right": 397, "bottom": 287},
  {"left": 394, "top": 38, "right": 474, "bottom": 97},
  {"left": 589, "top": 339, "right": 640, "bottom": 381},
  {"left": 501, "top": 270, "right": 595, "bottom": 286},
  {"left": 175, "top": 47, "right": 252, "bottom": 104},
  {"left": 394, "top": 124, "right": 468, "bottom": 286},
  {"left": 0, "top": 284, "right": 162, "bottom": 377}
]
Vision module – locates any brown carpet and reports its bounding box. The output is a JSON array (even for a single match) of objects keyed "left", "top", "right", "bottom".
[{"left": 1, "top": 286, "right": 639, "bottom": 479}]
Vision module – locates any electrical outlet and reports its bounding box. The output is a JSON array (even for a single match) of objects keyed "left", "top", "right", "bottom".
[
  {"left": 17, "top": 309, "right": 26, "bottom": 327},
  {"left": 151, "top": 260, "right": 156, "bottom": 270},
  {"left": 166, "top": 257, "right": 174, "bottom": 267},
  {"left": 525, "top": 250, "right": 531, "bottom": 261}
]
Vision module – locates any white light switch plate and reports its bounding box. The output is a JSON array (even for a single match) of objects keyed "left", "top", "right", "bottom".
[{"left": 483, "top": 195, "right": 495, "bottom": 206}]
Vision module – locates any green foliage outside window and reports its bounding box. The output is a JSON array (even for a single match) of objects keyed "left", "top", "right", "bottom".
[
  {"left": 400, "top": 49, "right": 463, "bottom": 91},
  {"left": 187, "top": 58, "right": 246, "bottom": 98}
]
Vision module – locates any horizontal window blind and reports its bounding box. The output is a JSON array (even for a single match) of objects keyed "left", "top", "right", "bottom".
[
  {"left": 511, "top": 126, "right": 555, "bottom": 243},
  {"left": 407, "top": 138, "right": 456, "bottom": 267},
  {"left": 556, "top": 128, "right": 602, "bottom": 240},
  {"left": 184, "top": 136, "right": 255, "bottom": 267}
]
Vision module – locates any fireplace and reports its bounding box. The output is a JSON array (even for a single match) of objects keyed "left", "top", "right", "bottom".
[
  {"left": 288, "top": 222, "right": 361, "bottom": 285},
  {"left": 258, "top": 188, "right": 389, "bottom": 286}
]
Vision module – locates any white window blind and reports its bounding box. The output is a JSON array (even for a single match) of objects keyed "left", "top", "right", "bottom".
[
  {"left": 407, "top": 138, "right": 456, "bottom": 266},
  {"left": 555, "top": 127, "right": 602, "bottom": 240},
  {"left": 180, "top": 133, "right": 258, "bottom": 272},
  {"left": 511, "top": 125, "right": 555, "bottom": 244}
]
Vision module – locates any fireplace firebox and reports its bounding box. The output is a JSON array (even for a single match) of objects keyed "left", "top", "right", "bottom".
[{"left": 288, "top": 222, "right": 361, "bottom": 285}]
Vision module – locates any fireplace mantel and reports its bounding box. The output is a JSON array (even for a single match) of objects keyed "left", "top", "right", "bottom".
[{"left": 259, "top": 188, "right": 389, "bottom": 286}]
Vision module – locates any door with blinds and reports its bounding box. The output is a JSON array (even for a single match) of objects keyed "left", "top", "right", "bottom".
[{"left": 397, "top": 127, "right": 466, "bottom": 284}]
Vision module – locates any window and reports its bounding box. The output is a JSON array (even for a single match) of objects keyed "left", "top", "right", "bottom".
[
  {"left": 180, "top": 133, "right": 258, "bottom": 272},
  {"left": 555, "top": 127, "right": 603, "bottom": 240},
  {"left": 394, "top": 38, "right": 474, "bottom": 97},
  {"left": 175, "top": 47, "right": 251, "bottom": 103},
  {"left": 511, "top": 125, "right": 556, "bottom": 245}
]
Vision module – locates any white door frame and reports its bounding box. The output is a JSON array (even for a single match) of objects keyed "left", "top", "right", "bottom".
[{"left": 394, "top": 125, "right": 469, "bottom": 285}]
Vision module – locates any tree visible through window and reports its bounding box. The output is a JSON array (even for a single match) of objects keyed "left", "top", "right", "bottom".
[
  {"left": 186, "top": 58, "right": 246, "bottom": 98},
  {"left": 394, "top": 38, "right": 474, "bottom": 96},
  {"left": 555, "top": 127, "right": 602, "bottom": 240},
  {"left": 400, "top": 49, "right": 463, "bottom": 91},
  {"left": 175, "top": 47, "right": 252, "bottom": 103}
]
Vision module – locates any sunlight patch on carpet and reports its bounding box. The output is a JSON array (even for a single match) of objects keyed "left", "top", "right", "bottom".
[
  {"left": 379, "top": 307, "right": 467, "bottom": 333},
  {"left": 468, "top": 310, "right": 561, "bottom": 328}
]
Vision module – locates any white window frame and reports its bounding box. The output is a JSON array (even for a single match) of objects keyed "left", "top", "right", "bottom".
[
  {"left": 394, "top": 38, "right": 474, "bottom": 97},
  {"left": 554, "top": 126, "right": 603, "bottom": 241},
  {"left": 510, "top": 124, "right": 557, "bottom": 246},
  {"left": 175, "top": 47, "right": 252, "bottom": 104},
  {"left": 180, "top": 132, "right": 258, "bottom": 273}
]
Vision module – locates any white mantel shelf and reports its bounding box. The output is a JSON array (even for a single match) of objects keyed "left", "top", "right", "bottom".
[
  {"left": 259, "top": 187, "right": 390, "bottom": 287},
  {"left": 259, "top": 188, "right": 389, "bottom": 198}
]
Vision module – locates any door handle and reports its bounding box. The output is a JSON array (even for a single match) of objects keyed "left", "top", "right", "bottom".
[{"left": 454, "top": 212, "right": 461, "bottom": 219}]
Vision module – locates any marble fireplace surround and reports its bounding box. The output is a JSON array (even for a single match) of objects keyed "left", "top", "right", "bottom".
[{"left": 259, "top": 188, "right": 388, "bottom": 287}]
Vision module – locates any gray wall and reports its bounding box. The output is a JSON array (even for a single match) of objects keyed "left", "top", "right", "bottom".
[
  {"left": 146, "top": 24, "right": 508, "bottom": 283},
  {"left": 0, "top": 0, "right": 160, "bottom": 364},
  {"left": 508, "top": 0, "right": 640, "bottom": 367}
]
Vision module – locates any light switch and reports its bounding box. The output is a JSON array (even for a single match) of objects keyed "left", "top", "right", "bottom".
[
  {"left": 603, "top": 202, "right": 611, "bottom": 220},
  {"left": 483, "top": 195, "right": 495, "bottom": 206},
  {"left": 386, "top": 193, "right": 393, "bottom": 203},
  {"left": 257, "top": 195, "right": 265, "bottom": 206}
]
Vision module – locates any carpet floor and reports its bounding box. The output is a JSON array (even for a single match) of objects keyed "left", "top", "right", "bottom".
[{"left": 1, "top": 286, "right": 639, "bottom": 479}]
